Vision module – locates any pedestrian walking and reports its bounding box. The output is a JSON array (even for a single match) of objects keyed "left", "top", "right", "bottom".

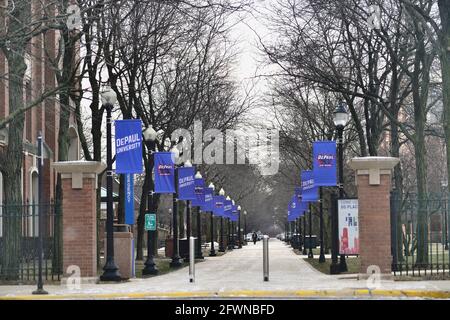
[{"left": 252, "top": 232, "right": 258, "bottom": 245}]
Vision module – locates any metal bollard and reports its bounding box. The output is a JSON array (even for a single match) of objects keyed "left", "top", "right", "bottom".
[
  {"left": 189, "top": 236, "right": 195, "bottom": 283},
  {"left": 263, "top": 235, "right": 269, "bottom": 281}
]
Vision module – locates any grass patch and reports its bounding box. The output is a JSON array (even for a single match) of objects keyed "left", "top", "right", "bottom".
[
  {"left": 303, "top": 257, "right": 361, "bottom": 275},
  {"left": 134, "top": 256, "right": 207, "bottom": 278}
]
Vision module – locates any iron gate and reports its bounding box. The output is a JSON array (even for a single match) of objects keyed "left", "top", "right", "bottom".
[
  {"left": 0, "top": 203, "right": 62, "bottom": 283},
  {"left": 391, "top": 192, "right": 450, "bottom": 277}
]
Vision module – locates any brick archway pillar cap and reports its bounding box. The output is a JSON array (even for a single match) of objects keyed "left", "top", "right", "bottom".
[
  {"left": 52, "top": 161, "right": 106, "bottom": 189},
  {"left": 349, "top": 157, "right": 399, "bottom": 185}
]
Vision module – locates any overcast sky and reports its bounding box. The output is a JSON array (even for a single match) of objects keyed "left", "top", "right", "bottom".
[{"left": 229, "top": 0, "right": 278, "bottom": 128}]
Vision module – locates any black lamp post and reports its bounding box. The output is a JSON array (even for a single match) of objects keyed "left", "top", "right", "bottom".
[
  {"left": 170, "top": 145, "right": 183, "bottom": 268},
  {"left": 243, "top": 210, "right": 247, "bottom": 245},
  {"left": 231, "top": 219, "right": 235, "bottom": 248},
  {"left": 238, "top": 205, "right": 242, "bottom": 249},
  {"left": 194, "top": 171, "right": 204, "bottom": 259},
  {"left": 333, "top": 100, "right": 349, "bottom": 273},
  {"left": 318, "top": 187, "right": 326, "bottom": 263},
  {"left": 227, "top": 197, "right": 233, "bottom": 250},
  {"left": 142, "top": 126, "right": 158, "bottom": 276},
  {"left": 183, "top": 161, "right": 194, "bottom": 260},
  {"left": 302, "top": 215, "right": 307, "bottom": 255},
  {"left": 219, "top": 188, "right": 226, "bottom": 252},
  {"left": 32, "top": 133, "right": 48, "bottom": 295},
  {"left": 100, "top": 87, "right": 122, "bottom": 282},
  {"left": 330, "top": 192, "right": 340, "bottom": 274},
  {"left": 208, "top": 183, "right": 217, "bottom": 256},
  {"left": 227, "top": 216, "right": 233, "bottom": 250},
  {"left": 308, "top": 204, "right": 314, "bottom": 258}
]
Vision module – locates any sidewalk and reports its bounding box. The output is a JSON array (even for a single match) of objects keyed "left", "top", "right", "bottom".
[{"left": 1, "top": 239, "right": 450, "bottom": 299}]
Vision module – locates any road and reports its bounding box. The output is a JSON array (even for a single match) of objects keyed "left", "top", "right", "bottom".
[{"left": 1, "top": 239, "right": 450, "bottom": 299}]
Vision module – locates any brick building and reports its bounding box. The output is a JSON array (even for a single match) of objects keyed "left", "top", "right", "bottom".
[{"left": 0, "top": 6, "right": 80, "bottom": 236}]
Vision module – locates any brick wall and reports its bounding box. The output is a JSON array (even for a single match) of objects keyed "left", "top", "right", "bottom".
[
  {"left": 62, "top": 176, "right": 97, "bottom": 278},
  {"left": 356, "top": 174, "right": 392, "bottom": 274}
]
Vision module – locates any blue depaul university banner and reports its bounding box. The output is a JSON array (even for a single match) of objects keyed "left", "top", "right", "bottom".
[
  {"left": 223, "top": 200, "right": 233, "bottom": 218},
  {"left": 177, "top": 167, "right": 196, "bottom": 200},
  {"left": 294, "top": 186, "right": 307, "bottom": 216},
  {"left": 290, "top": 194, "right": 305, "bottom": 219},
  {"left": 115, "top": 119, "right": 143, "bottom": 174},
  {"left": 213, "top": 195, "right": 225, "bottom": 216},
  {"left": 301, "top": 170, "right": 319, "bottom": 202},
  {"left": 125, "top": 174, "right": 134, "bottom": 225},
  {"left": 313, "top": 141, "right": 337, "bottom": 187},
  {"left": 154, "top": 152, "right": 175, "bottom": 194},
  {"left": 202, "top": 187, "right": 214, "bottom": 212},
  {"left": 191, "top": 177, "right": 205, "bottom": 207},
  {"left": 295, "top": 186, "right": 302, "bottom": 202},
  {"left": 231, "top": 205, "right": 238, "bottom": 222},
  {"left": 288, "top": 196, "right": 298, "bottom": 220}
]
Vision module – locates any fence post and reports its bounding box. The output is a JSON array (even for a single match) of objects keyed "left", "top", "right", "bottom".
[
  {"left": 390, "top": 190, "right": 399, "bottom": 272},
  {"left": 447, "top": 194, "right": 450, "bottom": 276}
]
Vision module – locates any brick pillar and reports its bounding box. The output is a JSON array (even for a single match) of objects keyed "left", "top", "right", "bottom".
[
  {"left": 52, "top": 161, "right": 106, "bottom": 282},
  {"left": 349, "top": 157, "right": 399, "bottom": 279}
]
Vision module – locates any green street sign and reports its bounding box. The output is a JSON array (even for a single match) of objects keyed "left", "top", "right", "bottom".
[{"left": 145, "top": 213, "right": 156, "bottom": 231}]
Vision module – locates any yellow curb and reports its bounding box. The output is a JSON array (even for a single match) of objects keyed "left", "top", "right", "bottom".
[
  {"left": 371, "top": 290, "right": 404, "bottom": 297},
  {"left": 0, "top": 291, "right": 214, "bottom": 300},
  {"left": 400, "top": 290, "right": 450, "bottom": 299},
  {"left": 1, "top": 289, "right": 450, "bottom": 300}
]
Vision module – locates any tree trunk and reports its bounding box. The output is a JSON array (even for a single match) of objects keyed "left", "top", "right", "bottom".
[
  {"left": 54, "top": 22, "right": 77, "bottom": 275},
  {"left": 0, "top": 0, "right": 30, "bottom": 280},
  {"left": 411, "top": 26, "right": 430, "bottom": 265},
  {"left": 391, "top": 116, "right": 404, "bottom": 262},
  {"left": 1, "top": 55, "right": 26, "bottom": 280},
  {"left": 438, "top": 1, "right": 450, "bottom": 210}
]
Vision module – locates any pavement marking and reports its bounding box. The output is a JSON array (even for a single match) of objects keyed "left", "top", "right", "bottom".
[{"left": 2, "top": 289, "right": 450, "bottom": 300}]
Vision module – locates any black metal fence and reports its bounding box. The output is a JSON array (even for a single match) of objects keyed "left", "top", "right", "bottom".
[
  {"left": 391, "top": 192, "right": 450, "bottom": 277},
  {"left": 0, "top": 203, "right": 62, "bottom": 283}
]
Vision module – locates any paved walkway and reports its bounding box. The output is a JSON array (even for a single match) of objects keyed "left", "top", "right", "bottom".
[{"left": 2, "top": 239, "right": 450, "bottom": 299}]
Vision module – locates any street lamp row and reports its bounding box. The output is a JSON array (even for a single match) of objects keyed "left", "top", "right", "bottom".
[
  {"left": 283, "top": 100, "right": 350, "bottom": 275},
  {"left": 99, "top": 86, "right": 248, "bottom": 279}
]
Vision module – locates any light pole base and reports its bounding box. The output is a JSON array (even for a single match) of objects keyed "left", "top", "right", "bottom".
[
  {"left": 142, "top": 257, "right": 159, "bottom": 276},
  {"left": 209, "top": 250, "right": 217, "bottom": 257},
  {"left": 318, "top": 253, "right": 326, "bottom": 263},
  {"left": 32, "top": 288, "right": 48, "bottom": 295},
  {"left": 330, "top": 263, "right": 341, "bottom": 274},
  {"left": 100, "top": 271, "right": 122, "bottom": 282},
  {"left": 100, "top": 260, "right": 122, "bottom": 282},
  {"left": 169, "top": 256, "right": 183, "bottom": 268},
  {"left": 339, "top": 255, "right": 348, "bottom": 272}
]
